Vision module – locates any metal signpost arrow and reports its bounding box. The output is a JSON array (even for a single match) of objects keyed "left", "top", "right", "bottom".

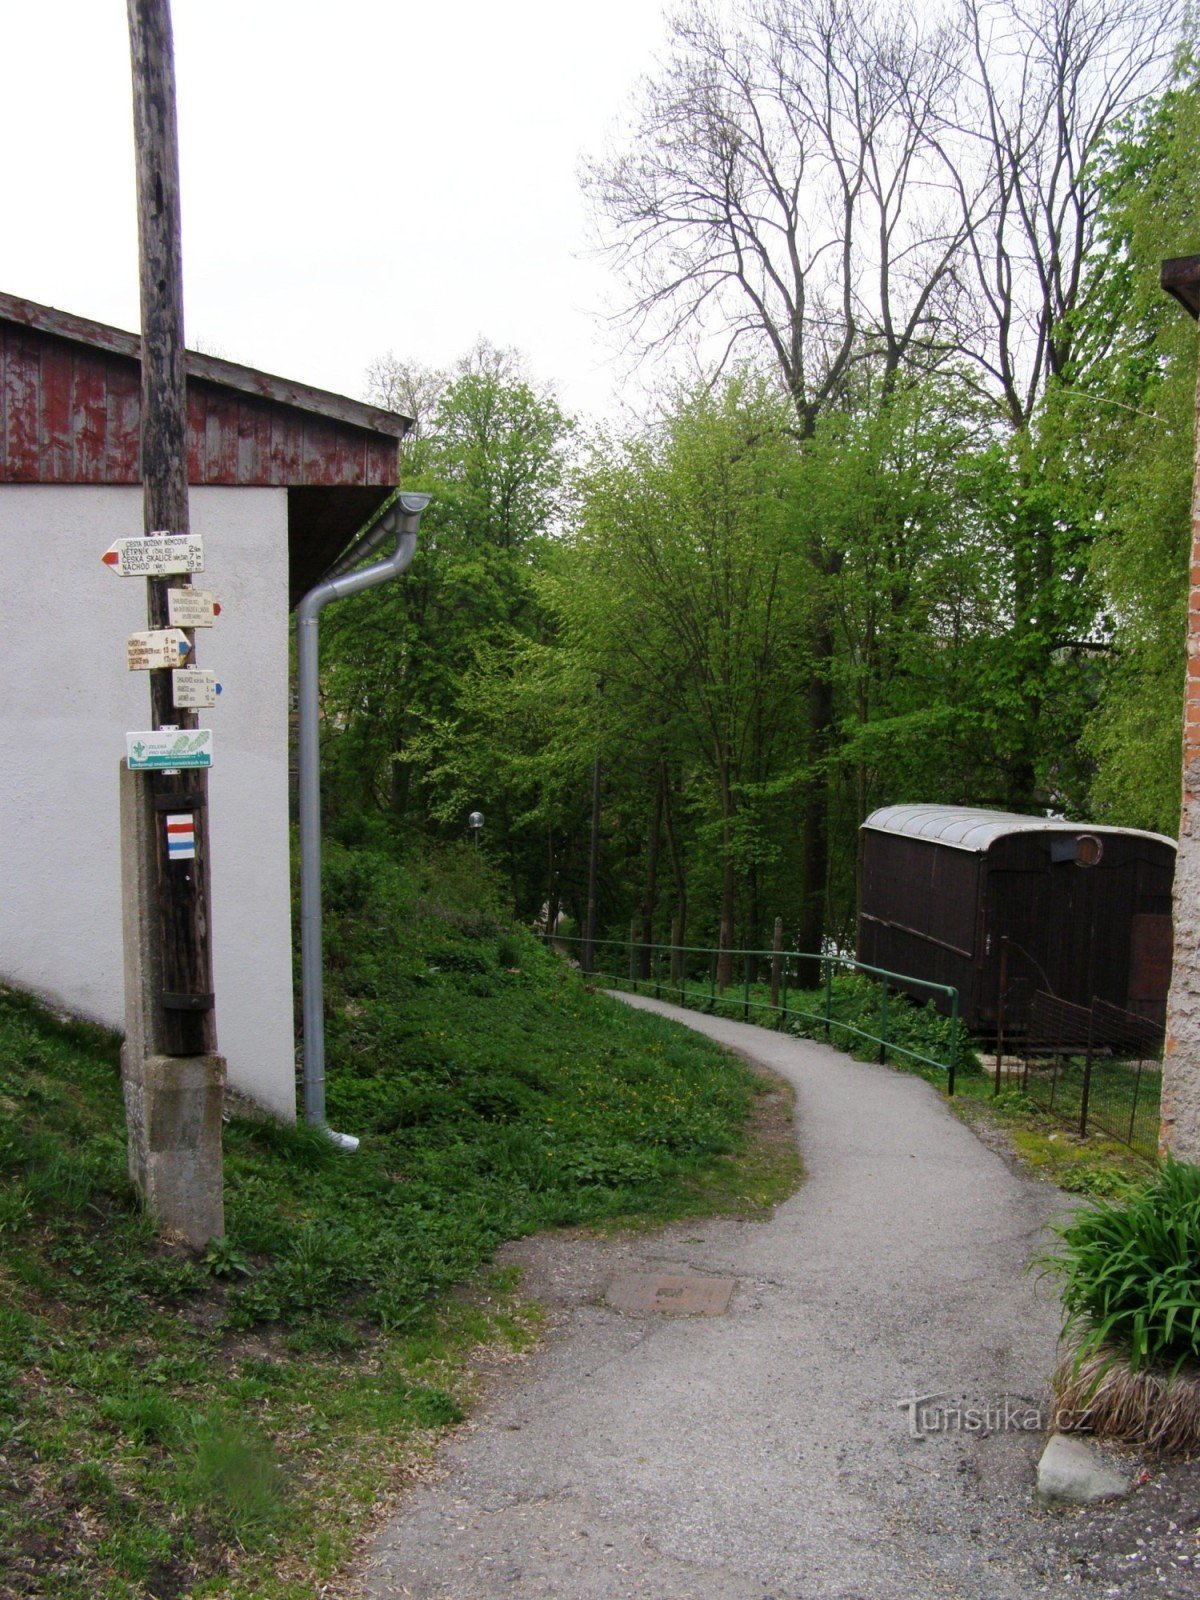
[
  {"left": 126, "top": 629, "right": 192, "bottom": 670},
  {"left": 101, "top": 532, "right": 205, "bottom": 577}
]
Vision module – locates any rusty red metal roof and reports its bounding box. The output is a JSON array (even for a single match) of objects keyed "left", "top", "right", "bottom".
[{"left": 0, "top": 290, "right": 412, "bottom": 602}]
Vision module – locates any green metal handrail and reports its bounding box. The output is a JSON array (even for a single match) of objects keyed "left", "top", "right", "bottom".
[{"left": 547, "top": 932, "right": 961, "bottom": 1094}]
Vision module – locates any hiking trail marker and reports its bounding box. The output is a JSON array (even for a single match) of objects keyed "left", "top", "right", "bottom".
[
  {"left": 172, "top": 669, "right": 221, "bottom": 710},
  {"left": 102, "top": 532, "right": 204, "bottom": 577},
  {"left": 127, "top": 628, "right": 192, "bottom": 670},
  {"left": 165, "top": 813, "right": 196, "bottom": 860},
  {"left": 167, "top": 589, "right": 219, "bottom": 628}
]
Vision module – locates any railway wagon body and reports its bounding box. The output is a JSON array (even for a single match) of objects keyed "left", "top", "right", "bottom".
[{"left": 857, "top": 805, "right": 1176, "bottom": 1037}]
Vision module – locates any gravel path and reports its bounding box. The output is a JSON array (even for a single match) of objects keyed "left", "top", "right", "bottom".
[{"left": 364, "top": 996, "right": 1198, "bottom": 1599}]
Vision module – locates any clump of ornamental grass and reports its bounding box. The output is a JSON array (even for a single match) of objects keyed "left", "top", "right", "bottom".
[{"left": 1044, "top": 1156, "right": 1200, "bottom": 1454}]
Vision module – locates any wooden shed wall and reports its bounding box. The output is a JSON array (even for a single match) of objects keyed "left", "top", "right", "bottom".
[
  {"left": 983, "top": 833, "right": 1174, "bottom": 1031},
  {"left": 858, "top": 832, "right": 982, "bottom": 1018},
  {"left": 0, "top": 322, "right": 398, "bottom": 490},
  {"left": 858, "top": 826, "right": 1175, "bottom": 1035}
]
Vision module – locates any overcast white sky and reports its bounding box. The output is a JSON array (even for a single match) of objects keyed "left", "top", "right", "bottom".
[{"left": 1, "top": 1, "right": 675, "bottom": 423}]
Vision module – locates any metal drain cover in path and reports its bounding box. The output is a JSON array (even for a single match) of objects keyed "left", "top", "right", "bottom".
[{"left": 605, "top": 1272, "right": 736, "bottom": 1317}]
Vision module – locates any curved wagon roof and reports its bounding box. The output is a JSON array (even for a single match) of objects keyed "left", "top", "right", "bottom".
[{"left": 863, "top": 804, "right": 1175, "bottom": 855}]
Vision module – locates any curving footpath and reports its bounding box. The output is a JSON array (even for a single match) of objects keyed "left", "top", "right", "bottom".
[{"left": 365, "top": 995, "right": 1074, "bottom": 1599}]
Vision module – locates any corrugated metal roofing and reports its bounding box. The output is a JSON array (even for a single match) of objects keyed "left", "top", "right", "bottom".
[
  {"left": 0, "top": 289, "right": 414, "bottom": 605},
  {"left": 0, "top": 290, "right": 410, "bottom": 440},
  {"left": 863, "top": 804, "right": 1176, "bottom": 854}
]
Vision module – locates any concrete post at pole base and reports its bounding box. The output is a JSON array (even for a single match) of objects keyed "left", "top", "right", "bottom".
[
  {"left": 122, "top": 1053, "right": 225, "bottom": 1247},
  {"left": 120, "top": 762, "right": 225, "bottom": 1245},
  {"left": 1162, "top": 340, "right": 1200, "bottom": 1164}
]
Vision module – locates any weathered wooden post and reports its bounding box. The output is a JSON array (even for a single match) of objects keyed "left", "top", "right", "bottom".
[
  {"left": 120, "top": 0, "right": 224, "bottom": 1244},
  {"left": 584, "top": 753, "right": 601, "bottom": 977}
]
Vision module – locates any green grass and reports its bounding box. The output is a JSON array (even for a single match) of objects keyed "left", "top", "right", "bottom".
[
  {"left": 1013, "top": 1053, "right": 1161, "bottom": 1160},
  {"left": 0, "top": 839, "right": 798, "bottom": 1597},
  {"left": 949, "top": 1080, "right": 1151, "bottom": 1196}
]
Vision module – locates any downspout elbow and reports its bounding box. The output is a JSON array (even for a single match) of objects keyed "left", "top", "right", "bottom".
[{"left": 297, "top": 489, "right": 430, "bottom": 1143}]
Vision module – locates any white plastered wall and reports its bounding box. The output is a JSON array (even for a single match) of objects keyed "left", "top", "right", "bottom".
[{"left": 0, "top": 484, "right": 296, "bottom": 1120}]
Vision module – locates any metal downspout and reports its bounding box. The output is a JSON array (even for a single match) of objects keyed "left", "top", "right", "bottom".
[{"left": 296, "top": 491, "right": 430, "bottom": 1142}]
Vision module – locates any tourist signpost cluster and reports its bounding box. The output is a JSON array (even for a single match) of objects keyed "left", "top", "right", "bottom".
[
  {"left": 110, "top": 537, "right": 220, "bottom": 765},
  {"left": 109, "top": 527, "right": 220, "bottom": 1043}
]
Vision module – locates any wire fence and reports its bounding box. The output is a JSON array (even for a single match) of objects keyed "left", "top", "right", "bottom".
[
  {"left": 547, "top": 933, "right": 962, "bottom": 1093},
  {"left": 1008, "top": 991, "right": 1162, "bottom": 1161}
]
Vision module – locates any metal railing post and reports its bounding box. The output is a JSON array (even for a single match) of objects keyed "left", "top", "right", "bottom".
[
  {"left": 948, "top": 991, "right": 959, "bottom": 1096},
  {"left": 654, "top": 947, "right": 661, "bottom": 1000},
  {"left": 708, "top": 953, "right": 716, "bottom": 1013},
  {"left": 878, "top": 980, "right": 889, "bottom": 1065},
  {"left": 824, "top": 957, "right": 833, "bottom": 1041},
  {"left": 1128, "top": 1057, "right": 1144, "bottom": 1148},
  {"left": 1079, "top": 1005, "right": 1094, "bottom": 1140},
  {"left": 781, "top": 955, "right": 789, "bottom": 1026},
  {"left": 743, "top": 952, "right": 752, "bottom": 1021},
  {"left": 995, "top": 938, "right": 1008, "bottom": 1098}
]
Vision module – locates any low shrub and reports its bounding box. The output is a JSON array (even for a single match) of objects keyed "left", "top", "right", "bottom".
[
  {"left": 784, "top": 972, "right": 980, "bottom": 1078},
  {"left": 1046, "top": 1155, "right": 1200, "bottom": 1376}
]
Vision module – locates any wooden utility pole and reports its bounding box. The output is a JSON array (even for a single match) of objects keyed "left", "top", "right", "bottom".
[
  {"left": 128, "top": 0, "right": 215, "bottom": 1055},
  {"left": 119, "top": 0, "right": 224, "bottom": 1247}
]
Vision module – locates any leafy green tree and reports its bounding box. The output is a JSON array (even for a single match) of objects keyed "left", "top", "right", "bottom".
[
  {"left": 320, "top": 342, "right": 573, "bottom": 836},
  {"left": 556, "top": 381, "right": 814, "bottom": 979},
  {"left": 1068, "top": 65, "right": 1200, "bottom": 831}
]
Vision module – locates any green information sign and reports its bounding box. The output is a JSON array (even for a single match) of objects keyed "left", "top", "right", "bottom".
[{"left": 126, "top": 729, "right": 213, "bottom": 770}]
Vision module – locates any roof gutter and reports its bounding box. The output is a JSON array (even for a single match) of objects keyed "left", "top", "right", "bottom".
[{"left": 296, "top": 491, "right": 430, "bottom": 1146}]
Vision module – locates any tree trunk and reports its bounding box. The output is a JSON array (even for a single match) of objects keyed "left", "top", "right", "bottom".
[
  {"left": 717, "top": 808, "right": 736, "bottom": 991},
  {"left": 640, "top": 769, "right": 664, "bottom": 978},
  {"left": 795, "top": 622, "right": 832, "bottom": 989},
  {"left": 545, "top": 823, "right": 558, "bottom": 935},
  {"left": 662, "top": 769, "right": 688, "bottom": 981},
  {"left": 584, "top": 753, "right": 601, "bottom": 973}
]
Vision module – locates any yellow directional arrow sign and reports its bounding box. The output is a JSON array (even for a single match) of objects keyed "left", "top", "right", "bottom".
[{"left": 127, "top": 629, "right": 192, "bottom": 670}]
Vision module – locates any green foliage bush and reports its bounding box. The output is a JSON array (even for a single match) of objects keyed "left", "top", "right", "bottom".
[
  {"left": 782, "top": 973, "right": 979, "bottom": 1078},
  {"left": 1046, "top": 1156, "right": 1200, "bottom": 1373}
]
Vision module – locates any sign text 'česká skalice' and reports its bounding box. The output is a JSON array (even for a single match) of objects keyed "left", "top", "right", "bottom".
[
  {"left": 101, "top": 533, "right": 205, "bottom": 577},
  {"left": 126, "top": 729, "right": 214, "bottom": 771}
]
